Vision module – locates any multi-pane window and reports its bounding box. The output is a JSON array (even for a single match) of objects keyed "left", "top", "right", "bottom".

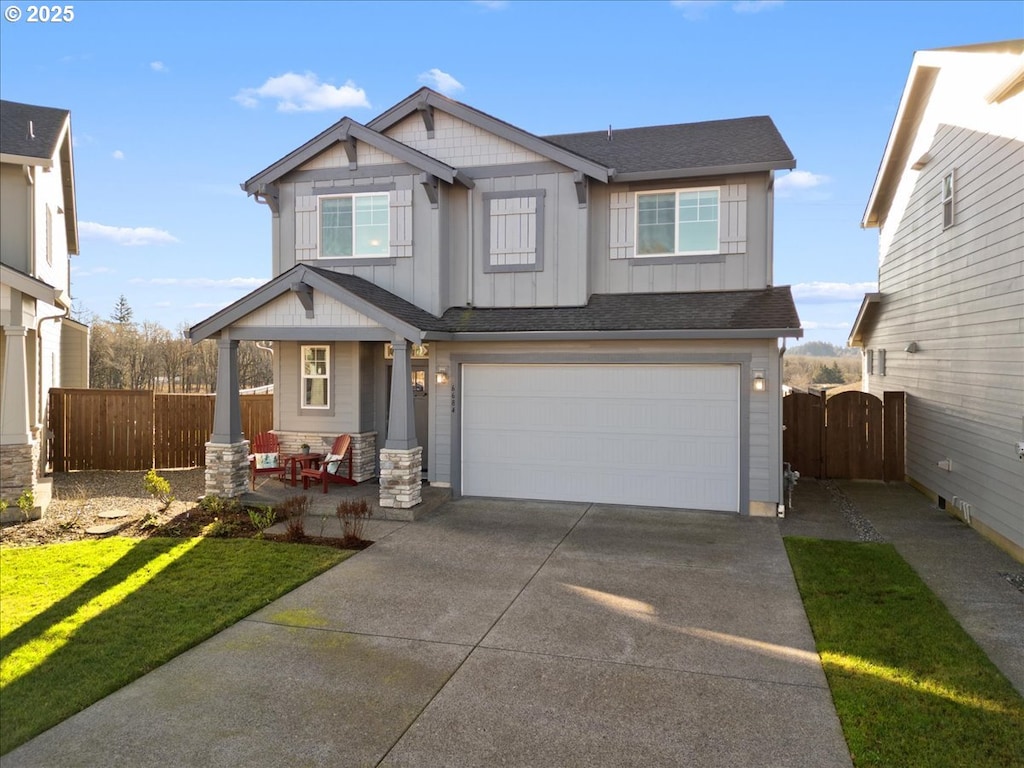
[
  {"left": 636, "top": 188, "right": 719, "bottom": 256},
  {"left": 942, "top": 171, "right": 955, "bottom": 229},
  {"left": 320, "top": 193, "right": 389, "bottom": 258},
  {"left": 301, "top": 345, "right": 329, "bottom": 408}
]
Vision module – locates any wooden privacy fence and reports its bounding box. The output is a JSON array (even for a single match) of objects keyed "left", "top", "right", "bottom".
[
  {"left": 50, "top": 389, "right": 273, "bottom": 471},
  {"left": 783, "top": 390, "right": 904, "bottom": 481}
]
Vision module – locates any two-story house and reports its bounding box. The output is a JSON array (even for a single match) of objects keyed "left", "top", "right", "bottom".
[
  {"left": 1, "top": 99, "right": 88, "bottom": 519},
  {"left": 850, "top": 41, "right": 1023, "bottom": 560},
  {"left": 191, "top": 88, "right": 801, "bottom": 517}
]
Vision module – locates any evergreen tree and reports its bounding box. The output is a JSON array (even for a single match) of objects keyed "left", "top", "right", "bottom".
[{"left": 111, "top": 294, "right": 134, "bottom": 325}]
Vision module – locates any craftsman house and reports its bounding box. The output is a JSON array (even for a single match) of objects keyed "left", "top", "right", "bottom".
[
  {"left": 1, "top": 99, "right": 87, "bottom": 519},
  {"left": 851, "top": 41, "right": 1023, "bottom": 559},
  {"left": 191, "top": 88, "right": 802, "bottom": 516}
]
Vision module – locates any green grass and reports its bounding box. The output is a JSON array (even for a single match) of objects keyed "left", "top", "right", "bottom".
[
  {"left": 785, "top": 538, "right": 1024, "bottom": 768},
  {"left": 0, "top": 537, "right": 349, "bottom": 754}
]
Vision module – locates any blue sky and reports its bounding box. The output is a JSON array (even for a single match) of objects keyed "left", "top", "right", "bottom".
[{"left": 2, "top": 0, "right": 1020, "bottom": 345}]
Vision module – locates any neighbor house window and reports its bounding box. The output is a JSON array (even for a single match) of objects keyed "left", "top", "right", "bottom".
[
  {"left": 942, "top": 170, "right": 955, "bottom": 229},
  {"left": 636, "top": 188, "right": 719, "bottom": 256},
  {"left": 320, "top": 193, "right": 389, "bottom": 258},
  {"left": 878, "top": 349, "right": 887, "bottom": 376},
  {"left": 301, "top": 345, "right": 329, "bottom": 408},
  {"left": 866, "top": 349, "right": 874, "bottom": 375}
]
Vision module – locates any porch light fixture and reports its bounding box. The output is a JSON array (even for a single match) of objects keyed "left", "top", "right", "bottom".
[
  {"left": 435, "top": 366, "right": 449, "bottom": 385},
  {"left": 752, "top": 370, "right": 766, "bottom": 392}
]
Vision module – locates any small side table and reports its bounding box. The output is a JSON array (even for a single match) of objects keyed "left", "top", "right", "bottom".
[{"left": 281, "top": 453, "right": 325, "bottom": 486}]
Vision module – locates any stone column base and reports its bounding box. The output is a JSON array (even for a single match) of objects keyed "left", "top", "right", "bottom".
[
  {"left": 379, "top": 446, "right": 422, "bottom": 520},
  {"left": 273, "top": 431, "right": 378, "bottom": 482},
  {"left": 205, "top": 440, "right": 251, "bottom": 499},
  {"left": 0, "top": 441, "right": 44, "bottom": 521}
]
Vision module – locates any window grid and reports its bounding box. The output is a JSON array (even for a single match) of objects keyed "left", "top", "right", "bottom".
[
  {"left": 301, "top": 345, "right": 329, "bottom": 409},
  {"left": 320, "top": 193, "right": 389, "bottom": 258},
  {"left": 636, "top": 188, "right": 719, "bottom": 256}
]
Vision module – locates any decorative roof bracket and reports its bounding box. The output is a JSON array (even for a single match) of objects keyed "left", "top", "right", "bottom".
[
  {"left": 343, "top": 135, "right": 358, "bottom": 170},
  {"left": 573, "top": 172, "right": 587, "bottom": 207},
  {"left": 419, "top": 173, "right": 439, "bottom": 208},
  {"left": 291, "top": 282, "right": 314, "bottom": 318},
  {"left": 417, "top": 101, "right": 435, "bottom": 138}
]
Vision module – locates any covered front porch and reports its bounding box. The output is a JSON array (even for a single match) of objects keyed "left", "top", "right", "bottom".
[{"left": 189, "top": 265, "right": 443, "bottom": 513}]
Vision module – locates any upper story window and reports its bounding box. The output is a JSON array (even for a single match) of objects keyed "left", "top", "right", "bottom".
[
  {"left": 636, "top": 188, "right": 719, "bottom": 257},
  {"left": 320, "top": 193, "right": 389, "bottom": 258},
  {"left": 301, "top": 345, "right": 329, "bottom": 409},
  {"left": 941, "top": 170, "right": 955, "bottom": 229}
]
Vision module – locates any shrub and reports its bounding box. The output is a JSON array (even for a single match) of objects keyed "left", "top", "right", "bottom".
[
  {"left": 16, "top": 489, "right": 35, "bottom": 520},
  {"left": 335, "top": 498, "right": 372, "bottom": 546},
  {"left": 247, "top": 506, "right": 277, "bottom": 537},
  {"left": 276, "top": 495, "right": 310, "bottom": 541},
  {"left": 143, "top": 469, "right": 174, "bottom": 510},
  {"left": 198, "top": 495, "right": 240, "bottom": 515}
]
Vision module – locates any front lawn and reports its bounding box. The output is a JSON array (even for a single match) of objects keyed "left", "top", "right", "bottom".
[
  {"left": 785, "top": 538, "right": 1024, "bottom": 768},
  {"left": 0, "top": 537, "right": 349, "bottom": 755}
]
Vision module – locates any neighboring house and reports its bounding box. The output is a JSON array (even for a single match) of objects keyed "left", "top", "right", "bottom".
[
  {"left": 851, "top": 41, "right": 1024, "bottom": 560},
  {"left": 1, "top": 99, "right": 87, "bottom": 518},
  {"left": 191, "top": 88, "right": 801, "bottom": 516}
]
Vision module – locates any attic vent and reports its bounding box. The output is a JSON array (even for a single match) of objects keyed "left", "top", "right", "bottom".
[{"left": 27, "top": 120, "right": 35, "bottom": 140}]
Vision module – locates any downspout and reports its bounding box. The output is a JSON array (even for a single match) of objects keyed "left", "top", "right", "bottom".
[
  {"left": 466, "top": 189, "right": 474, "bottom": 306},
  {"left": 36, "top": 300, "right": 71, "bottom": 472},
  {"left": 778, "top": 339, "right": 789, "bottom": 516}
]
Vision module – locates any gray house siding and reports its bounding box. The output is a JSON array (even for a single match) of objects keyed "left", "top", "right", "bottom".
[
  {"left": 275, "top": 341, "right": 362, "bottom": 434},
  {"left": 589, "top": 173, "right": 772, "bottom": 295},
  {"left": 864, "top": 124, "right": 1024, "bottom": 552},
  {"left": 427, "top": 338, "right": 782, "bottom": 513},
  {"left": 0, "top": 164, "right": 30, "bottom": 273}
]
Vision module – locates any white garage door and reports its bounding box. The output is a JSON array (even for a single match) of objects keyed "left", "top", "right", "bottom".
[{"left": 461, "top": 364, "right": 740, "bottom": 511}]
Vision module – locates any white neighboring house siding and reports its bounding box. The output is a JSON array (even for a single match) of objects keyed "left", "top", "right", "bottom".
[{"left": 864, "top": 48, "right": 1024, "bottom": 556}]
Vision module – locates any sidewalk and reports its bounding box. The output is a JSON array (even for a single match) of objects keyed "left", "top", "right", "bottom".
[{"left": 780, "top": 478, "right": 1024, "bottom": 696}]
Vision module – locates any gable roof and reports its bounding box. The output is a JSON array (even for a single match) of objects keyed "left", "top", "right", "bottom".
[
  {"left": 862, "top": 39, "right": 1024, "bottom": 228},
  {"left": 190, "top": 266, "right": 801, "bottom": 343},
  {"left": 0, "top": 99, "right": 69, "bottom": 163},
  {"left": 367, "top": 87, "right": 613, "bottom": 181},
  {"left": 242, "top": 116, "right": 474, "bottom": 195},
  {"left": 0, "top": 99, "right": 79, "bottom": 255},
  {"left": 544, "top": 117, "right": 796, "bottom": 181}
]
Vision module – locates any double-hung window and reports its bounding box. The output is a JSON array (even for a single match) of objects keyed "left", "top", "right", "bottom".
[
  {"left": 941, "top": 170, "right": 955, "bottom": 229},
  {"left": 320, "top": 193, "right": 389, "bottom": 258},
  {"left": 636, "top": 188, "right": 719, "bottom": 256},
  {"left": 301, "top": 345, "right": 329, "bottom": 409}
]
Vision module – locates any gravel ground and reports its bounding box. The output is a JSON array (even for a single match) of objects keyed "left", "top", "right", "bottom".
[{"left": 0, "top": 469, "right": 206, "bottom": 547}]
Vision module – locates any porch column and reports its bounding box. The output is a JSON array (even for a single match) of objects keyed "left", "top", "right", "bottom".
[
  {"left": 380, "top": 336, "right": 422, "bottom": 514},
  {"left": 0, "top": 326, "right": 39, "bottom": 514},
  {"left": 204, "top": 335, "right": 249, "bottom": 498},
  {"left": 0, "top": 326, "right": 32, "bottom": 444}
]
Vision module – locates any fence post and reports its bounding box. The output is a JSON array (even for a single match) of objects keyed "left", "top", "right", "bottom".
[{"left": 883, "top": 391, "right": 905, "bottom": 482}]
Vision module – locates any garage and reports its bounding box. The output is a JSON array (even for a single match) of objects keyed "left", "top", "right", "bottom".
[{"left": 460, "top": 363, "right": 740, "bottom": 511}]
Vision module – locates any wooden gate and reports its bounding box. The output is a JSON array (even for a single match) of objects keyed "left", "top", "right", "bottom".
[{"left": 783, "top": 390, "right": 904, "bottom": 480}]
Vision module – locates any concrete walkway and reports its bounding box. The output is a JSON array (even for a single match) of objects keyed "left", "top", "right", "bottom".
[
  {"left": 780, "top": 479, "right": 1024, "bottom": 697},
  {"left": 4, "top": 500, "right": 851, "bottom": 768}
]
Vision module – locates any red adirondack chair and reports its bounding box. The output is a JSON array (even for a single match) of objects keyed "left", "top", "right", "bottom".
[
  {"left": 301, "top": 434, "right": 356, "bottom": 493},
  {"left": 249, "top": 432, "right": 285, "bottom": 489}
]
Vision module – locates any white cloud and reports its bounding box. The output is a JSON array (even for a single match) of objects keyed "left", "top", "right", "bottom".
[
  {"left": 418, "top": 68, "right": 464, "bottom": 96},
  {"left": 733, "top": 1, "right": 784, "bottom": 14},
  {"left": 800, "top": 320, "right": 853, "bottom": 331},
  {"left": 472, "top": 1, "right": 508, "bottom": 9},
  {"left": 150, "top": 61, "right": 168, "bottom": 73},
  {"left": 776, "top": 170, "right": 829, "bottom": 196},
  {"left": 112, "top": 150, "right": 125, "bottom": 160},
  {"left": 234, "top": 72, "right": 370, "bottom": 113},
  {"left": 129, "top": 277, "right": 266, "bottom": 290},
  {"left": 792, "top": 281, "right": 878, "bottom": 302},
  {"left": 79, "top": 221, "right": 179, "bottom": 247},
  {"left": 671, "top": 1, "right": 722, "bottom": 20}
]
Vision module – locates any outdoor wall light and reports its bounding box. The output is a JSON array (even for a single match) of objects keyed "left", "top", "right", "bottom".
[
  {"left": 435, "top": 366, "right": 449, "bottom": 385},
  {"left": 753, "top": 369, "right": 766, "bottom": 392}
]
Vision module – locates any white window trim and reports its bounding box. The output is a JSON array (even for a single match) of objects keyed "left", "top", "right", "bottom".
[
  {"left": 942, "top": 169, "right": 955, "bottom": 230},
  {"left": 301, "top": 344, "right": 330, "bottom": 410},
  {"left": 634, "top": 186, "right": 720, "bottom": 258},
  {"left": 318, "top": 191, "right": 391, "bottom": 260}
]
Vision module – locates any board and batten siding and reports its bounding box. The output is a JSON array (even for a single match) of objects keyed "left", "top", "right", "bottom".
[
  {"left": 428, "top": 339, "right": 780, "bottom": 513},
  {"left": 446, "top": 171, "right": 588, "bottom": 309},
  {"left": 865, "top": 123, "right": 1024, "bottom": 552},
  {"left": 274, "top": 341, "right": 362, "bottom": 435},
  {"left": 592, "top": 175, "right": 771, "bottom": 294}
]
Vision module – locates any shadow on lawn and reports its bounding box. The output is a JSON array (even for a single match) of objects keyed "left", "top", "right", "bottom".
[{"left": 0, "top": 537, "right": 346, "bottom": 754}]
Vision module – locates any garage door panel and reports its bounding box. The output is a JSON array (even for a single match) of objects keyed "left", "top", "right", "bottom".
[{"left": 461, "top": 364, "right": 740, "bottom": 512}]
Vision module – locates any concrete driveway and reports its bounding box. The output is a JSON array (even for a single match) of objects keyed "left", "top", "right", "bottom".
[{"left": 4, "top": 500, "right": 852, "bottom": 767}]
